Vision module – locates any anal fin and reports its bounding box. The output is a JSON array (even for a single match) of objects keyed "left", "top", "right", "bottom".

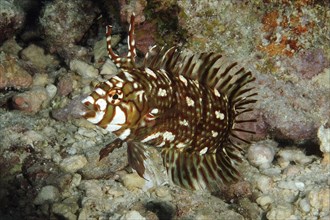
[{"left": 127, "top": 142, "right": 167, "bottom": 189}]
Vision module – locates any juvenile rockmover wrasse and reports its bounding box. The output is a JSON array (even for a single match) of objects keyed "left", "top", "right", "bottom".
[{"left": 82, "top": 14, "right": 257, "bottom": 190}]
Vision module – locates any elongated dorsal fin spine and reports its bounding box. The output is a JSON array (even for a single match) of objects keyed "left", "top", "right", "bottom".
[{"left": 106, "top": 13, "right": 137, "bottom": 69}]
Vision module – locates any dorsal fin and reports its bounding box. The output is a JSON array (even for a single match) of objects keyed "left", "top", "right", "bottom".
[{"left": 144, "top": 46, "right": 257, "bottom": 146}]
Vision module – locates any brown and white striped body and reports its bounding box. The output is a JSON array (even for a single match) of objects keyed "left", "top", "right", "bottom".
[{"left": 82, "top": 14, "right": 257, "bottom": 190}]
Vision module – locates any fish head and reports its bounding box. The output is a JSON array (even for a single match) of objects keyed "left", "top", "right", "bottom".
[{"left": 81, "top": 70, "right": 149, "bottom": 133}]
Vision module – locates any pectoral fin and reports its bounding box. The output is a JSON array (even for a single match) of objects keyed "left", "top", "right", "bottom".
[{"left": 99, "top": 138, "right": 124, "bottom": 161}]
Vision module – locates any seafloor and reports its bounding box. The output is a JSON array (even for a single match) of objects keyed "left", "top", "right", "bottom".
[{"left": 0, "top": 0, "right": 329, "bottom": 219}]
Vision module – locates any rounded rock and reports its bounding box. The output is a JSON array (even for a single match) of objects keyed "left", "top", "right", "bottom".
[
  {"left": 120, "top": 210, "right": 146, "bottom": 220},
  {"left": 247, "top": 140, "right": 277, "bottom": 169},
  {"left": 34, "top": 185, "right": 60, "bottom": 205},
  {"left": 318, "top": 125, "right": 330, "bottom": 153},
  {"left": 60, "top": 155, "right": 88, "bottom": 173},
  {"left": 70, "top": 59, "right": 98, "bottom": 78}
]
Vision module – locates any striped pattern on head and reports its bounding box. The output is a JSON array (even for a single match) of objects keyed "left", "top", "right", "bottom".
[{"left": 82, "top": 71, "right": 149, "bottom": 140}]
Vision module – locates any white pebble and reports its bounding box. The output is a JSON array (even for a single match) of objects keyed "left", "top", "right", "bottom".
[
  {"left": 318, "top": 125, "right": 330, "bottom": 153},
  {"left": 247, "top": 140, "right": 277, "bottom": 169},
  {"left": 256, "top": 195, "right": 273, "bottom": 209},
  {"left": 299, "top": 198, "right": 311, "bottom": 213},
  {"left": 46, "top": 84, "right": 57, "bottom": 99}
]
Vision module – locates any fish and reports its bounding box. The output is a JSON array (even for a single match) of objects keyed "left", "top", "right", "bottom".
[{"left": 81, "top": 14, "right": 257, "bottom": 190}]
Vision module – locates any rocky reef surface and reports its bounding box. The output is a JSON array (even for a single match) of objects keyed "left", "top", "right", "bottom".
[{"left": 0, "top": 0, "right": 329, "bottom": 219}]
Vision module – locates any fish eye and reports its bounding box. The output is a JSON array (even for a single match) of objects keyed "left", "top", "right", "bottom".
[
  {"left": 113, "top": 94, "right": 119, "bottom": 99},
  {"left": 107, "top": 89, "right": 123, "bottom": 105}
]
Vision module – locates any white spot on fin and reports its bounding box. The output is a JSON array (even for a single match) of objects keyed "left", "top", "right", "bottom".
[
  {"left": 186, "top": 97, "right": 195, "bottom": 107},
  {"left": 215, "top": 111, "right": 225, "bottom": 120}
]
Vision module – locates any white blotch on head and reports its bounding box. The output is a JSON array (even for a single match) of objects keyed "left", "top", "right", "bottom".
[
  {"left": 157, "top": 88, "right": 167, "bottom": 97},
  {"left": 136, "top": 90, "right": 145, "bottom": 102},
  {"left": 133, "top": 82, "right": 139, "bottom": 89},
  {"left": 176, "top": 142, "right": 186, "bottom": 148},
  {"left": 141, "top": 132, "right": 161, "bottom": 143},
  {"left": 106, "top": 124, "right": 122, "bottom": 132},
  {"left": 87, "top": 111, "right": 105, "bottom": 124},
  {"left": 119, "top": 128, "right": 131, "bottom": 140},
  {"left": 110, "top": 106, "right": 126, "bottom": 124},
  {"left": 105, "top": 81, "right": 113, "bottom": 87},
  {"left": 123, "top": 71, "right": 134, "bottom": 82},
  {"left": 82, "top": 96, "right": 95, "bottom": 105},
  {"left": 179, "top": 75, "right": 188, "bottom": 86},
  {"left": 199, "top": 147, "right": 208, "bottom": 155},
  {"left": 115, "top": 58, "right": 121, "bottom": 62},
  {"left": 116, "top": 82, "right": 123, "bottom": 88},
  {"left": 151, "top": 108, "right": 159, "bottom": 114},
  {"left": 211, "top": 130, "right": 218, "bottom": 137},
  {"left": 95, "top": 88, "right": 106, "bottom": 96},
  {"left": 113, "top": 76, "right": 124, "bottom": 82},
  {"left": 179, "top": 119, "right": 189, "bottom": 126},
  {"left": 145, "top": 67, "right": 157, "bottom": 79},
  {"left": 215, "top": 111, "right": 225, "bottom": 120},
  {"left": 186, "top": 97, "right": 195, "bottom": 107},
  {"left": 163, "top": 131, "right": 175, "bottom": 142},
  {"left": 96, "top": 98, "right": 107, "bottom": 111},
  {"left": 214, "top": 88, "right": 221, "bottom": 97}
]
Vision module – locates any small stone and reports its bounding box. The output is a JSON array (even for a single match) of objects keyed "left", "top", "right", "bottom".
[
  {"left": 57, "top": 75, "right": 73, "bottom": 96},
  {"left": 12, "top": 88, "right": 49, "bottom": 113},
  {"left": 46, "top": 84, "right": 57, "bottom": 99},
  {"left": 70, "top": 59, "right": 98, "bottom": 78},
  {"left": 120, "top": 210, "right": 146, "bottom": 220},
  {"left": 266, "top": 204, "right": 293, "bottom": 220},
  {"left": 0, "top": 53, "right": 33, "bottom": 89},
  {"left": 21, "top": 44, "right": 59, "bottom": 69},
  {"left": 0, "top": 37, "right": 22, "bottom": 56},
  {"left": 247, "top": 140, "right": 277, "bottom": 169},
  {"left": 100, "top": 59, "right": 118, "bottom": 76},
  {"left": 256, "top": 175, "right": 273, "bottom": 193},
  {"left": 0, "top": 0, "right": 24, "bottom": 44},
  {"left": 60, "top": 155, "right": 88, "bottom": 173},
  {"left": 256, "top": 195, "right": 273, "bottom": 209},
  {"left": 277, "top": 149, "right": 313, "bottom": 168},
  {"left": 299, "top": 198, "right": 311, "bottom": 213},
  {"left": 155, "top": 187, "right": 170, "bottom": 198},
  {"left": 308, "top": 187, "right": 330, "bottom": 215},
  {"left": 121, "top": 173, "right": 146, "bottom": 191},
  {"left": 318, "top": 125, "right": 330, "bottom": 153},
  {"left": 77, "top": 127, "right": 97, "bottom": 138},
  {"left": 33, "top": 73, "right": 50, "bottom": 87},
  {"left": 278, "top": 180, "right": 302, "bottom": 191},
  {"left": 34, "top": 185, "right": 60, "bottom": 205},
  {"left": 52, "top": 200, "right": 79, "bottom": 220},
  {"left": 71, "top": 173, "right": 82, "bottom": 188}
]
